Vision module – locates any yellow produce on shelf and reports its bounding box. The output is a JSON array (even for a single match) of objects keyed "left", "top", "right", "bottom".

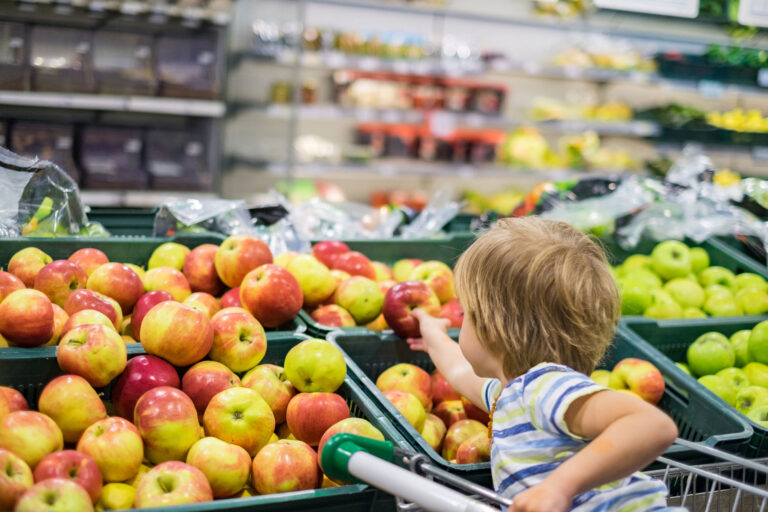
[{"left": 707, "top": 109, "right": 768, "bottom": 133}]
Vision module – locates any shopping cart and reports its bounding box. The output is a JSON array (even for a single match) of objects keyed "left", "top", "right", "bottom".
[{"left": 321, "top": 435, "right": 768, "bottom": 512}]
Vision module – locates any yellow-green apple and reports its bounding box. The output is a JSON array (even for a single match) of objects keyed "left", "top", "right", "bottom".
[
  {"left": 698, "top": 375, "right": 736, "bottom": 406},
  {"left": 113, "top": 355, "right": 180, "bottom": 419},
  {"left": 663, "top": 278, "right": 705, "bottom": 309},
  {"left": 736, "top": 288, "right": 768, "bottom": 315},
  {"left": 0, "top": 271, "right": 25, "bottom": 303},
  {"left": 365, "top": 313, "right": 388, "bottom": 331},
  {"left": 14, "top": 478, "right": 93, "bottom": 512},
  {"left": 33, "top": 450, "right": 102, "bottom": 502},
  {"left": 202, "top": 387, "right": 275, "bottom": 457},
  {"left": 38, "top": 375, "right": 106, "bottom": 443},
  {"left": 241, "top": 364, "right": 296, "bottom": 424},
  {"left": 186, "top": 437, "right": 250, "bottom": 498},
  {"left": 86, "top": 263, "right": 144, "bottom": 314},
  {"left": 0, "top": 448, "right": 32, "bottom": 510},
  {"left": 134, "top": 461, "right": 212, "bottom": 507},
  {"left": 68, "top": 248, "right": 108, "bottom": 277},
  {"left": 735, "top": 273, "right": 768, "bottom": 292},
  {"left": 96, "top": 483, "right": 135, "bottom": 511},
  {"left": 382, "top": 281, "right": 441, "bottom": 338},
  {"left": 384, "top": 390, "right": 426, "bottom": 431},
  {"left": 148, "top": 242, "right": 190, "bottom": 271},
  {"left": 0, "top": 411, "right": 63, "bottom": 468},
  {"left": 420, "top": 413, "right": 447, "bottom": 452},
  {"left": 699, "top": 266, "right": 737, "bottom": 289},
  {"left": 439, "top": 298, "right": 463, "bottom": 328},
  {"left": 393, "top": 259, "right": 422, "bottom": 282},
  {"left": 731, "top": 330, "right": 754, "bottom": 367},
  {"left": 42, "top": 303, "right": 67, "bottom": 347},
  {"left": 273, "top": 251, "right": 300, "bottom": 269},
  {"left": 215, "top": 235, "right": 273, "bottom": 288},
  {"left": 61, "top": 309, "right": 115, "bottom": 335},
  {"left": 134, "top": 386, "right": 201, "bottom": 464},
  {"left": 372, "top": 262, "right": 394, "bottom": 282},
  {"left": 284, "top": 338, "right": 346, "bottom": 393},
  {"left": 182, "top": 244, "right": 224, "bottom": 296},
  {"left": 683, "top": 307, "right": 707, "bottom": 318},
  {"left": 620, "top": 269, "right": 662, "bottom": 291},
  {"left": 0, "top": 289, "right": 53, "bottom": 347},
  {"left": 316, "top": 418, "right": 385, "bottom": 466},
  {"left": 750, "top": 320, "right": 768, "bottom": 364},
  {"left": 650, "top": 241, "right": 692, "bottom": 281},
  {"left": 716, "top": 367, "right": 750, "bottom": 394},
  {"left": 239, "top": 264, "right": 303, "bottom": 328},
  {"left": 676, "top": 362, "right": 691, "bottom": 375},
  {"left": 690, "top": 247, "right": 710, "bottom": 274},
  {"left": 140, "top": 301, "right": 213, "bottom": 367},
  {"left": 643, "top": 289, "right": 683, "bottom": 319},
  {"left": 442, "top": 420, "right": 487, "bottom": 461},
  {"left": 590, "top": 369, "right": 612, "bottom": 386},
  {"left": 332, "top": 251, "right": 376, "bottom": 280},
  {"left": 687, "top": 332, "right": 735, "bottom": 376},
  {"left": 704, "top": 294, "right": 743, "bottom": 316},
  {"left": 461, "top": 397, "right": 490, "bottom": 424},
  {"left": 310, "top": 305, "right": 355, "bottom": 328},
  {"left": 57, "top": 324, "right": 127, "bottom": 387},
  {"left": 618, "top": 277, "right": 652, "bottom": 315},
  {"left": 286, "top": 254, "right": 336, "bottom": 307},
  {"left": 285, "top": 392, "right": 350, "bottom": 446},
  {"left": 331, "top": 269, "right": 351, "bottom": 288},
  {"left": 455, "top": 431, "right": 491, "bottom": 464},
  {"left": 144, "top": 267, "right": 191, "bottom": 302},
  {"left": 0, "top": 387, "right": 27, "bottom": 412},
  {"left": 431, "top": 370, "right": 461, "bottom": 405},
  {"left": 64, "top": 289, "right": 122, "bottom": 330},
  {"left": 747, "top": 405, "right": 768, "bottom": 427},
  {"left": 33, "top": 260, "right": 87, "bottom": 308},
  {"left": 335, "top": 276, "right": 384, "bottom": 325},
  {"left": 251, "top": 440, "right": 321, "bottom": 495},
  {"left": 736, "top": 385, "right": 768, "bottom": 414},
  {"left": 312, "top": 241, "right": 350, "bottom": 268},
  {"left": 619, "top": 254, "right": 652, "bottom": 274},
  {"left": 77, "top": 417, "right": 143, "bottom": 483},
  {"left": 183, "top": 292, "right": 221, "bottom": 319},
  {"left": 182, "top": 361, "right": 241, "bottom": 420},
  {"left": 209, "top": 307, "right": 266, "bottom": 372},
  {"left": 705, "top": 284, "right": 733, "bottom": 301},
  {"left": 410, "top": 261, "right": 455, "bottom": 304},
  {"left": 8, "top": 247, "right": 52, "bottom": 287},
  {"left": 608, "top": 358, "right": 665, "bottom": 404},
  {"left": 376, "top": 363, "right": 432, "bottom": 409},
  {"left": 220, "top": 287, "right": 241, "bottom": 308},
  {"left": 432, "top": 400, "right": 465, "bottom": 428},
  {"left": 745, "top": 362, "right": 768, "bottom": 388},
  {"left": 130, "top": 291, "right": 173, "bottom": 341}
]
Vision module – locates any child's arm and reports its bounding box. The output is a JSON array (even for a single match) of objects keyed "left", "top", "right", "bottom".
[
  {"left": 509, "top": 390, "right": 678, "bottom": 512},
  {"left": 407, "top": 309, "right": 489, "bottom": 412}
]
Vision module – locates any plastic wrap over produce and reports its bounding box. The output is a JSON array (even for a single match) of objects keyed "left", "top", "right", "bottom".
[{"left": 0, "top": 147, "right": 91, "bottom": 238}]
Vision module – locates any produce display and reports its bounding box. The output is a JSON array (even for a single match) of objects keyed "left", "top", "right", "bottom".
[
  {"left": 530, "top": 98, "right": 633, "bottom": 122},
  {"left": 589, "top": 358, "right": 665, "bottom": 405},
  {"left": 614, "top": 240, "right": 768, "bottom": 319},
  {"left": 707, "top": 109, "right": 768, "bottom": 133}
]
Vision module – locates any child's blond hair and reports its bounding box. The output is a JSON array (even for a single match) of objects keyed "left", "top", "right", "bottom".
[{"left": 454, "top": 217, "right": 620, "bottom": 379}]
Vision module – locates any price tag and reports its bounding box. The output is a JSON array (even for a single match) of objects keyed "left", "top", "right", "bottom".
[
  {"left": 758, "top": 68, "right": 768, "bottom": 87},
  {"left": 594, "top": 0, "right": 699, "bottom": 17},
  {"left": 739, "top": 0, "right": 768, "bottom": 28}
]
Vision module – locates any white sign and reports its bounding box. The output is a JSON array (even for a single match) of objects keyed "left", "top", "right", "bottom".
[
  {"left": 739, "top": 0, "right": 768, "bottom": 28},
  {"left": 595, "top": 0, "right": 699, "bottom": 18}
]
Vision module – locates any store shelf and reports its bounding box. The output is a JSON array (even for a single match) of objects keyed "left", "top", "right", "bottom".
[
  {"left": 0, "top": 91, "right": 226, "bottom": 117},
  {"left": 81, "top": 190, "right": 219, "bottom": 208}
]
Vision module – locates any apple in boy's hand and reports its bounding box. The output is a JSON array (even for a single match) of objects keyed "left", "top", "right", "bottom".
[
  {"left": 609, "top": 358, "right": 665, "bottom": 405},
  {"left": 650, "top": 241, "right": 691, "bottom": 281},
  {"left": 382, "top": 281, "right": 441, "bottom": 339},
  {"left": 14, "top": 478, "right": 94, "bottom": 512},
  {"left": 134, "top": 461, "right": 212, "bottom": 508},
  {"left": 687, "top": 332, "right": 735, "bottom": 377}
]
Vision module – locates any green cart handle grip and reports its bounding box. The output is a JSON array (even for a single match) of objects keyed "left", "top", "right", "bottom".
[{"left": 321, "top": 433, "right": 396, "bottom": 483}]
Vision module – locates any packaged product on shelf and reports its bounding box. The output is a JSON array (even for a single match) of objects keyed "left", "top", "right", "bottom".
[
  {"left": 156, "top": 33, "right": 220, "bottom": 99},
  {"left": 386, "top": 124, "right": 418, "bottom": 158},
  {"left": 10, "top": 121, "right": 80, "bottom": 184},
  {"left": 443, "top": 78, "right": 473, "bottom": 112},
  {"left": 356, "top": 123, "right": 387, "bottom": 157},
  {"left": 146, "top": 130, "right": 211, "bottom": 190},
  {"left": 466, "top": 130, "right": 506, "bottom": 163},
  {"left": 79, "top": 126, "right": 149, "bottom": 190},
  {"left": 30, "top": 26, "right": 95, "bottom": 93},
  {"left": 471, "top": 83, "right": 506, "bottom": 115},
  {"left": 93, "top": 30, "right": 157, "bottom": 96},
  {"left": 417, "top": 128, "right": 453, "bottom": 161},
  {"left": 0, "top": 22, "right": 29, "bottom": 91}
]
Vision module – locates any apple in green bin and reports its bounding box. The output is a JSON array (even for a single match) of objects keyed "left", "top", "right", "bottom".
[
  {"left": 698, "top": 375, "right": 736, "bottom": 406},
  {"left": 14, "top": 478, "right": 94, "bottom": 512},
  {"left": 383, "top": 390, "right": 426, "bottom": 432},
  {"left": 335, "top": 276, "right": 384, "bottom": 325},
  {"left": 749, "top": 321, "right": 768, "bottom": 364},
  {"left": 0, "top": 448, "right": 33, "bottom": 511},
  {"left": 148, "top": 243, "right": 190, "bottom": 271},
  {"left": 663, "top": 279, "right": 705, "bottom": 309},
  {"left": 643, "top": 290, "right": 683, "bottom": 320},
  {"left": 33, "top": 260, "right": 88, "bottom": 308},
  {"left": 134, "top": 462, "right": 212, "bottom": 508},
  {"left": 690, "top": 247, "right": 710, "bottom": 274},
  {"left": 734, "top": 273, "right": 768, "bottom": 292},
  {"left": 703, "top": 295, "right": 742, "bottom": 317},
  {"left": 620, "top": 254, "right": 652, "bottom": 274},
  {"left": 730, "top": 330, "right": 754, "bottom": 367},
  {"left": 699, "top": 266, "right": 737, "bottom": 290},
  {"left": 675, "top": 362, "right": 691, "bottom": 375},
  {"left": 747, "top": 405, "right": 768, "bottom": 428},
  {"left": 650, "top": 241, "right": 692, "bottom": 281},
  {"left": 705, "top": 285, "right": 733, "bottom": 300},
  {"left": 683, "top": 308, "right": 707, "bottom": 319},
  {"left": 686, "top": 332, "right": 735, "bottom": 377},
  {"left": 8, "top": 247, "right": 52, "bottom": 288},
  {"left": 286, "top": 254, "right": 336, "bottom": 307},
  {"left": 744, "top": 362, "right": 768, "bottom": 388},
  {"left": 186, "top": 437, "right": 251, "bottom": 499},
  {"left": 736, "top": 288, "right": 768, "bottom": 316},
  {"left": 735, "top": 386, "right": 768, "bottom": 414},
  {"left": 618, "top": 279, "right": 652, "bottom": 316},
  {"left": 716, "top": 368, "right": 750, "bottom": 395},
  {"left": 619, "top": 269, "right": 662, "bottom": 290},
  {"left": 284, "top": 338, "right": 346, "bottom": 393}
]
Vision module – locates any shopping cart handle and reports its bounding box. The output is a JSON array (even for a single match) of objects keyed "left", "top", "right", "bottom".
[{"left": 321, "top": 433, "right": 396, "bottom": 483}]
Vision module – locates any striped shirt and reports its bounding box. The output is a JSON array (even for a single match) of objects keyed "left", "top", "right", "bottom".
[{"left": 482, "top": 362, "right": 669, "bottom": 511}]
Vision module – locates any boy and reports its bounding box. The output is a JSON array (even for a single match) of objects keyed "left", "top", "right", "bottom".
[{"left": 408, "top": 217, "right": 678, "bottom": 512}]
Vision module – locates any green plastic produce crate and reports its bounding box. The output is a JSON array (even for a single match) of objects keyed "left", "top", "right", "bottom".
[
  {"left": 622, "top": 316, "right": 768, "bottom": 457},
  {"left": 86, "top": 208, "right": 158, "bottom": 237},
  {"left": 0, "top": 333, "right": 409, "bottom": 512},
  {"left": 717, "top": 235, "right": 766, "bottom": 266},
  {"left": 329, "top": 326, "right": 753, "bottom": 487}
]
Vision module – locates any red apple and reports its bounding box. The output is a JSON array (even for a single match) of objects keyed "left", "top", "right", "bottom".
[
  {"left": 332, "top": 251, "right": 376, "bottom": 280},
  {"left": 0, "top": 387, "right": 27, "bottom": 412},
  {"left": 0, "top": 411, "right": 63, "bottom": 468},
  {"left": 186, "top": 437, "right": 251, "bottom": 498},
  {"left": 182, "top": 361, "right": 241, "bottom": 420},
  {"left": 183, "top": 244, "right": 224, "bottom": 296},
  {"left": 0, "top": 271, "right": 25, "bottom": 304},
  {"left": 34, "top": 450, "right": 102, "bottom": 502},
  {"left": 442, "top": 419, "right": 487, "bottom": 461},
  {"left": 0, "top": 289, "right": 54, "bottom": 347},
  {"left": 64, "top": 289, "right": 122, "bottom": 330},
  {"left": 383, "top": 390, "right": 426, "bottom": 431},
  {"left": 421, "top": 413, "right": 447, "bottom": 452},
  {"left": 112, "top": 355, "right": 180, "bottom": 420},
  {"left": 431, "top": 370, "right": 461, "bottom": 405},
  {"left": 251, "top": 440, "right": 321, "bottom": 494},
  {"left": 215, "top": 235, "right": 273, "bottom": 288},
  {"left": 432, "top": 400, "right": 467, "bottom": 427},
  {"left": 8, "top": 247, "right": 52, "bottom": 287},
  {"left": 440, "top": 298, "right": 464, "bottom": 328},
  {"left": 382, "top": 281, "right": 441, "bottom": 339},
  {"left": 140, "top": 301, "right": 213, "bottom": 367},
  {"left": 86, "top": 262, "right": 144, "bottom": 314},
  {"left": 310, "top": 305, "right": 355, "bottom": 328},
  {"left": 32, "top": 260, "right": 86, "bottom": 308},
  {"left": 461, "top": 397, "right": 490, "bottom": 424},
  {"left": 209, "top": 307, "right": 266, "bottom": 372},
  {"left": 376, "top": 363, "right": 433, "bottom": 410},
  {"left": 410, "top": 261, "right": 455, "bottom": 304},
  {"left": 286, "top": 393, "right": 350, "bottom": 446},
  {"left": 15, "top": 478, "right": 94, "bottom": 512},
  {"left": 239, "top": 264, "right": 303, "bottom": 328},
  {"left": 203, "top": 387, "right": 275, "bottom": 457},
  {"left": 219, "top": 287, "right": 241, "bottom": 308},
  {"left": 144, "top": 267, "right": 191, "bottom": 302},
  {"left": 68, "top": 248, "right": 109, "bottom": 277},
  {"left": 130, "top": 291, "right": 174, "bottom": 341},
  {"left": 241, "top": 364, "right": 296, "bottom": 424},
  {"left": 77, "top": 417, "right": 144, "bottom": 483},
  {"left": 455, "top": 431, "right": 491, "bottom": 464},
  {"left": 38, "top": 375, "right": 107, "bottom": 443},
  {"left": 317, "top": 417, "right": 385, "bottom": 466},
  {"left": 312, "top": 241, "right": 350, "bottom": 268},
  {"left": 0, "top": 448, "right": 33, "bottom": 511},
  {"left": 61, "top": 309, "right": 115, "bottom": 335},
  {"left": 134, "top": 461, "right": 212, "bottom": 508},
  {"left": 57, "top": 324, "right": 127, "bottom": 387},
  {"left": 134, "top": 387, "right": 201, "bottom": 464},
  {"left": 183, "top": 292, "right": 220, "bottom": 319},
  {"left": 42, "top": 303, "right": 69, "bottom": 347}
]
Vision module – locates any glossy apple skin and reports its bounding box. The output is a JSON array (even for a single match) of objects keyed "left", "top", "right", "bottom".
[
  {"left": 144, "top": 267, "right": 192, "bottom": 302},
  {"left": 134, "top": 461, "right": 212, "bottom": 508},
  {"left": 186, "top": 437, "right": 251, "bottom": 499},
  {"left": 431, "top": 370, "right": 461, "bottom": 405},
  {"left": 68, "top": 248, "right": 109, "bottom": 277},
  {"left": 0, "top": 411, "right": 64, "bottom": 468},
  {"left": 215, "top": 235, "right": 273, "bottom": 288},
  {"left": 183, "top": 244, "right": 225, "bottom": 296},
  {"left": 220, "top": 287, "right": 241, "bottom": 308},
  {"left": 0, "top": 271, "right": 25, "bottom": 303},
  {"left": 376, "top": 363, "right": 433, "bottom": 410},
  {"left": 130, "top": 291, "right": 174, "bottom": 341},
  {"left": 0, "top": 289, "right": 54, "bottom": 347},
  {"left": 0, "top": 448, "right": 33, "bottom": 510},
  {"left": 41, "top": 304, "right": 68, "bottom": 347},
  {"left": 15, "top": 478, "right": 94, "bottom": 512},
  {"left": 410, "top": 261, "right": 455, "bottom": 304},
  {"left": 0, "top": 387, "right": 27, "bottom": 412},
  {"left": 38, "top": 375, "right": 107, "bottom": 443},
  {"left": 432, "top": 400, "right": 467, "bottom": 427},
  {"left": 312, "top": 241, "right": 350, "bottom": 268},
  {"left": 310, "top": 305, "right": 356, "bottom": 328},
  {"left": 455, "top": 431, "right": 491, "bottom": 464},
  {"left": 64, "top": 289, "right": 122, "bottom": 330},
  {"left": 61, "top": 309, "right": 115, "bottom": 335},
  {"left": 442, "top": 419, "right": 487, "bottom": 461},
  {"left": 332, "top": 251, "right": 376, "bottom": 280},
  {"left": 440, "top": 298, "right": 464, "bottom": 328},
  {"left": 285, "top": 393, "right": 350, "bottom": 446},
  {"left": 57, "top": 324, "right": 127, "bottom": 388},
  {"left": 140, "top": 301, "right": 214, "bottom": 367},
  {"left": 183, "top": 292, "right": 221, "bottom": 319},
  {"left": 34, "top": 450, "right": 103, "bottom": 502},
  {"left": 33, "top": 260, "right": 88, "bottom": 308},
  {"left": 392, "top": 259, "right": 423, "bottom": 282},
  {"left": 421, "top": 413, "right": 447, "bottom": 452},
  {"left": 209, "top": 308, "right": 267, "bottom": 373},
  {"left": 182, "top": 361, "right": 241, "bottom": 420},
  {"left": 87, "top": 262, "right": 145, "bottom": 314},
  {"left": 251, "top": 440, "right": 321, "bottom": 495},
  {"left": 611, "top": 358, "right": 665, "bottom": 405},
  {"left": 77, "top": 417, "right": 144, "bottom": 483},
  {"left": 113, "top": 355, "right": 181, "bottom": 420},
  {"left": 382, "top": 281, "right": 441, "bottom": 339},
  {"left": 239, "top": 264, "right": 303, "bottom": 328},
  {"left": 461, "top": 397, "right": 490, "bottom": 424},
  {"left": 202, "top": 387, "right": 275, "bottom": 457},
  {"left": 134, "top": 387, "right": 201, "bottom": 464},
  {"left": 241, "top": 364, "right": 296, "bottom": 424},
  {"left": 384, "top": 390, "right": 426, "bottom": 431},
  {"left": 8, "top": 247, "right": 52, "bottom": 288}
]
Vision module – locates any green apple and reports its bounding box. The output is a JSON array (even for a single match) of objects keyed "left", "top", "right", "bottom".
[
  {"left": 682, "top": 274, "right": 698, "bottom": 282},
  {"left": 683, "top": 307, "right": 707, "bottom": 319},
  {"left": 148, "top": 243, "right": 190, "bottom": 271},
  {"left": 619, "top": 269, "right": 662, "bottom": 290},
  {"left": 686, "top": 332, "right": 735, "bottom": 376},
  {"left": 705, "top": 285, "right": 733, "bottom": 300},
  {"left": 676, "top": 362, "right": 692, "bottom": 375},
  {"left": 749, "top": 320, "right": 768, "bottom": 364},
  {"left": 644, "top": 290, "right": 683, "bottom": 319},
  {"left": 730, "top": 330, "right": 754, "bottom": 367},
  {"left": 618, "top": 279, "right": 652, "bottom": 315},
  {"left": 734, "top": 273, "right": 768, "bottom": 293},
  {"left": 735, "top": 386, "right": 768, "bottom": 414},
  {"left": 663, "top": 279, "right": 705, "bottom": 309},
  {"left": 703, "top": 295, "right": 743, "bottom": 317},
  {"left": 589, "top": 369, "right": 611, "bottom": 387},
  {"left": 286, "top": 254, "right": 337, "bottom": 307},
  {"left": 690, "top": 247, "right": 710, "bottom": 274},
  {"left": 716, "top": 367, "right": 750, "bottom": 395},
  {"left": 650, "top": 241, "right": 692, "bottom": 281},
  {"left": 747, "top": 405, "right": 768, "bottom": 428},
  {"left": 736, "top": 288, "right": 768, "bottom": 315},
  {"left": 744, "top": 362, "right": 768, "bottom": 388},
  {"left": 335, "top": 277, "right": 384, "bottom": 325},
  {"left": 620, "top": 255, "right": 652, "bottom": 274},
  {"left": 699, "top": 266, "right": 736, "bottom": 289},
  {"left": 698, "top": 375, "right": 737, "bottom": 406},
  {"left": 284, "top": 338, "right": 346, "bottom": 393}
]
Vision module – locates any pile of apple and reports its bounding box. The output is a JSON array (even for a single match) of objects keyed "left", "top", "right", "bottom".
[
  {"left": 589, "top": 358, "right": 665, "bottom": 405},
  {"left": 676, "top": 320, "right": 768, "bottom": 428},
  {"left": 614, "top": 240, "right": 768, "bottom": 319},
  {"left": 374, "top": 363, "right": 490, "bottom": 464},
  {"left": 0, "top": 334, "right": 395, "bottom": 511}
]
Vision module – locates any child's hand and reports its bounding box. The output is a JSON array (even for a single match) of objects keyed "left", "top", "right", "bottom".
[
  {"left": 406, "top": 309, "right": 450, "bottom": 353},
  {"left": 507, "top": 482, "right": 572, "bottom": 512}
]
